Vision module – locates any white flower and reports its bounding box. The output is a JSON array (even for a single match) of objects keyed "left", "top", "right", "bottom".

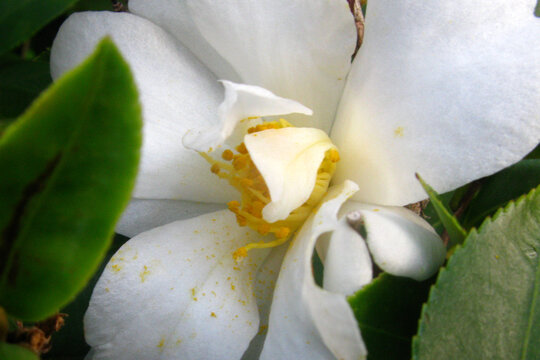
[{"left": 50, "top": 1, "right": 539, "bottom": 359}]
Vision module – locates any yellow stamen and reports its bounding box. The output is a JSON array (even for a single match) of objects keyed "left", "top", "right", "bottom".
[{"left": 200, "top": 119, "right": 339, "bottom": 261}]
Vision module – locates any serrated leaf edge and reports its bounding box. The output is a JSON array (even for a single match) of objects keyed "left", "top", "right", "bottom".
[{"left": 412, "top": 184, "right": 540, "bottom": 359}]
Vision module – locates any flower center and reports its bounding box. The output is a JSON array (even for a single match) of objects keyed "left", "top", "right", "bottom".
[{"left": 200, "top": 119, "right": 340, "bottom": 261}]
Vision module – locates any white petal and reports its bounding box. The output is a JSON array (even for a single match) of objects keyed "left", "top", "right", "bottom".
[
  {"left": 261, "top": 181, "right": 366, "bottom": 360},
  {"left": 341, "top": 203, "right": 446, "bottom": 281},
  {"left": 51, "top": 12, "right": 236, "bottom": 203},
  {"left": 246, "top": 127, "right": 335, "bottom": 222},
  {"left": 184, "top": 0, "right": 357, "bottom": 132},
  {"left": 332, "top": 0, "right": 540, "bottom": 205},
  {"left": 317, "top": 218, "right": 373, "bottom": 296},
  {"left": 183, "top": 81, "right": 312, "bottom": 152},
  {"left": 116, "top": 198, "right": 225, "bottom": 237},
  {"left": 85, "top": 210, "right": 270, "bottom": 360},
  {"left": 242, "top": 245, "right": 287, "bottom": 360},
  {"left": 129, "top": 0, "right": 241, "bottom": 81}
]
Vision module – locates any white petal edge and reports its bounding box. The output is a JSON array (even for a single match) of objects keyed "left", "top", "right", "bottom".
[
  {"left": 129, "top": 0, "right": 241, "bottom": 82},
  {"left": 246, "top": 127, "right": 335, "bottom": 222},
  {"left": 116, "top": 198, "right": 225, "bottom": 237},
  {"left": 332, "top": 0, "right": 540, "bottom": 205},
  {"left": 51, "top": 11, "right": 236, "bottom": 203},
  {"left": 184, "top": 0, "right": 357, "bottom": 132},
  {"left": 84, "top": 210, "right": 270, "bottom": 360},
  {"left": 340, "top": 202, "right": 446, "bottom": 281},
  {"left": 183, "top": 81, "right": 312, "bottom": 152},
  {"left": 260, "top": 180, "right": 367, "bottom": 360}
]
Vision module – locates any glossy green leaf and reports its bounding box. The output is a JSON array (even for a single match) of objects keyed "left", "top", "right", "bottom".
[
  {"left": 416, "top": 174, "right": 466, "bottom": 248},
  {"left": 0, "top": 58, "right": 51, "bottom": 118},
  {"left": 348, "top": 273, "right": 434, "bottom": 360},
  {"left": 0, "top": 342, "right": 38, "bottom": 360},
  {"left": 43, "top": 234, "right": 129, "bottom": 360},
  {"left": 0, "top": 38, "right": 141, "bottom": 321},
  {"left": 413, "top": 185, "right": 540, "bottom": 360},
  {"left": 0, "top": 0, "right": 78, "bottom": 55},
  {"left": 461, "top": 159, "right": 540, "bottom": 229}
]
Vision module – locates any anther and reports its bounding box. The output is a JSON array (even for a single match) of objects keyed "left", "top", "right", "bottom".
[
  {"left": 233, "top": 247, "right": 248, "bottom": 261},
  {"left": 228, "top": 201, "right": 240, "bottom": 212},
  {"left": 275, "top": 227, "right": 290, "bottom": 239},
  {"left": 236, "top": 215, "right": 247, "bottom": 227},
  {"left": 257, "top": 223, "right": 271, "bottom": 235},
  {"left": 236, "top": 143, "right": 248, "bottom": 154},
  {"left": 328, "top": 149, "right": 340, "bottom": 163},
  {"left": 222, "top": 149, "right": 234, "bottom": 161},
  {"left": 233, "top": 156, "right": 248, "bottom": 170},
  {"left": 210, "top": 164, "right": 220, "bottom": 174}
]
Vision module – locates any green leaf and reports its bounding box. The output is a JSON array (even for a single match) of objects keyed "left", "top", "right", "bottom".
[
  {"left": 348, "top": 273, "right": 434, "bottom": 360},
  {"left": 43, "top": 234, "right": 129, "bottom": 360},
  {"left": 413, "top": 185, "right": 540, "bottom": 360},
  {"left": 0, "top": 38, "right": 141, "bottom": 321},
  {"left": 526, "top": 142, "right": 540, "bottom": 159},
  {"left": 422, "top": 191, "right": 454, "bottom": 235},
  {"left": 0, "top": 118, "right": 14, "bottom": 136},
  {"left": 0, "top": 0, "right": 78, "bottom": 55},
  {"left": 72, "top": 0, "right": 113, "bottom": 11},
  {"left": 0, "top": 58, "right": 51, "bottom": 118},
  {"left": 461, "top": 159, "right": 540, "bottom": 229},
  {"left": 0, "top": 342, "right": 38, "bottom": 360},
  {"left": 416, "top": 174, "right": 466, "bottom": 248}
]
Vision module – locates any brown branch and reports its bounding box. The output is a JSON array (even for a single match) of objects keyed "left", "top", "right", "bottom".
[{"left": 347, "top": 0, "right": 365, "bottom": 58}]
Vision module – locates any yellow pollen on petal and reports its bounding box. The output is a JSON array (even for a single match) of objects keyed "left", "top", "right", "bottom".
[{"left": 199, "top": 119, "right": 339, "bottom": 261}]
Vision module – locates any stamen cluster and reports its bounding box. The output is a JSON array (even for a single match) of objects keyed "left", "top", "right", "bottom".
[{"left": 201, "top": 119, "right": 339, "bottom": 260}]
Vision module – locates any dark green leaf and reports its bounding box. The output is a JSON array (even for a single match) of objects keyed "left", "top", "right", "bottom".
[
  {"left": 0, "top": 0, "right": 78, "bottom": 55},
  {"left": 0, "top": 118, "right": 14, "bottom": 136},
  {"left": 0, "top": 59, "right": 51, "bottom": 118},
  {"left": 416, "top": 174, "right": 466, "bottom": 248},
  {"left": 0, "top": 38, "right": 141, "bottom": 321},
  {"left": 72, "top": 0, "right": 113, "bottom": 11},
  {"left": 526, "top": 142, "right": 540, "bottom": 159},
  {"left": 413, "top": 185, "right": 540, "bottom": 360},
  {"left": 43, "top": 234, "right": 129, "bottom": 360},
  {"left": 348, "top": 273, "right": 434, "bottom": 360},
  {"left": 461, "top": 159, "right": 540, "bottom": 229},
  {"left": 0, "top": 342, "right": 38, "bottom": 360},
  {"left": 535, "top": 0, "right": 540, "bottom": 17}
]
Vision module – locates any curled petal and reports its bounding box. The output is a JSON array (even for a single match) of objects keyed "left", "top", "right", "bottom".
[
  {"left": 317, "top": 218, "right": 373, "bottom": 296},
  {"left": 183, "top": 81, "right": 312, "bottom": 152},
  {"left": 85, "top": 211, "right": 270, "bottom": 360},
  {"left": 341, "top": 202, "right": 446, "bottom": 281},
  {"left": 332, "top": 0, "right": 540, "bottom": 205},
  {"left": 246, "top": 127, "right": 335, "bottom": 222},
  {"left": 261, "top": 181, "right": 366, "bottom": 360}
]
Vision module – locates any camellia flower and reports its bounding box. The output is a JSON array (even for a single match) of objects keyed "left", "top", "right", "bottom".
[{"left": 50, "top": 1, "right": 539, "bottom": 359}]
